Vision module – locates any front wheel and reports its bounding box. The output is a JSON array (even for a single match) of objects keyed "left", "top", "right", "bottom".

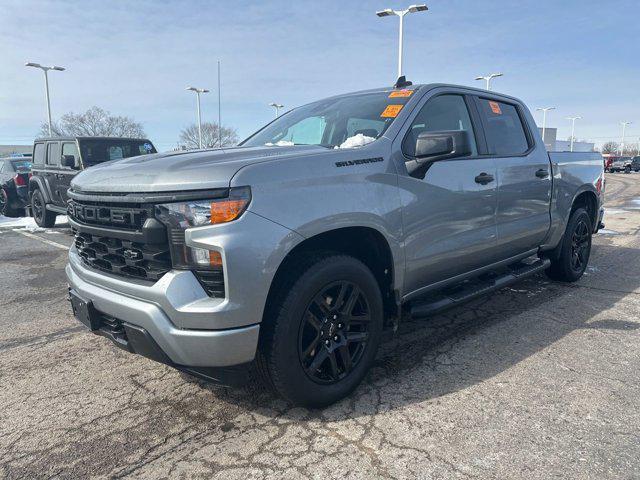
[
  {"left": 625, "top": 166, "right": 631, "bottom": 174},
  {"left": 546, "top": 207, "right": 592, "bottom": 282},
  {"left": 258, "top": 255, "right": 383, "bottom": 408},
  {"left": 31, "top": 189, "right": 56, "bottom": 228}
]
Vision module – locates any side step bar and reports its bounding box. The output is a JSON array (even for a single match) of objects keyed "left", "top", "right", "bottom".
[{"left": 410, "top": 258, "right": 551, "bottom": 319}]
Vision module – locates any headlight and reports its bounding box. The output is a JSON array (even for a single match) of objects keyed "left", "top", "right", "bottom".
[{"left": 155, "top": 186, "right": 251, "bottom": 271}]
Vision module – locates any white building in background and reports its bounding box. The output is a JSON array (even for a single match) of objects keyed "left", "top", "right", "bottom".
[{"left": 537, "top": 128, "right": 594, "bottom": 152}]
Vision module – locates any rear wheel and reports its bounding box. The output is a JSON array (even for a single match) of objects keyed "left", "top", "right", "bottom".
[
  {"left": 625, "top": 165, "right": 631, "bottom": 174},
  {"left": 0, "top": 188, "right": 18, "bottom": 217},
  {"left": 546, "top": 207, "right": 592, "bottom": 282},
  {"left": 31, "top": 189, "right": 56, "bottom": 228},
  {"left": 258, "top": 254, "right": 383, "bottom": 408}
]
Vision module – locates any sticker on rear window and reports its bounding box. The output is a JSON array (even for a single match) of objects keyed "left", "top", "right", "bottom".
[
  {"left": 488, "top": 101, "right": 502, "bottom": 114},
  {"left": 381, "top": 104, "right": 404, "bottom": 118},
  {"left": 389, "top": 90, "right": 413, "bottom": 98}
]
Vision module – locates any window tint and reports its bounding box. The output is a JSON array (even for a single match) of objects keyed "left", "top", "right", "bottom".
[
  {"left": 46, "top": 142, "right": 60, "bottom": 166},
  {"left": 62, "top": 143, "right": 80, "bottom": 168},
  {"left": 33, "top": 143, "right": 45, "bottom": 165},
  {"left": 477, "top": 99, "right": 529, "bottom": 156},
  {"left": 403, "top": 95, "right": 477, "bottom": 157}
]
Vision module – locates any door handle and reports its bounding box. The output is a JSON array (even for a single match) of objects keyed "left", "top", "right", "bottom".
[
  {"left": 535, "top": 168, "right": 549, "bottom": 178},
  {"left": 474, "top": 172, "right": 495, "bottom": 185}
]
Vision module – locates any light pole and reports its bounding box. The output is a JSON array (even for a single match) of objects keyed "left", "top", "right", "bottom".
[
  {"left": 475, "top": 73, "right": 503, "bottom": 91},
  {"left": 186, "top": 86, "right": 210, "bottom": 149},
  {"left": 269, "top": 102, "right": 284, "bottom": 118},
  {"left": 376, "top": 5, "right": 428, "bottom": 79},
  {"left": 536, "top": 107, "right": 556, "bottom": 149},
  {"left": 25, "top": 62, "right": 65, "bottom": 136},
  {"left": 566, "top": 116, "right": 581, "bottom": 152},
  {"left": 619, "top": 121, "right": 632, "bottom": 155}
]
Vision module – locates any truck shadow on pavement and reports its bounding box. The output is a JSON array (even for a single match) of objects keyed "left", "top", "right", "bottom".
[{"left": 185, "top": 242, "right": 640, "bottom": 418}]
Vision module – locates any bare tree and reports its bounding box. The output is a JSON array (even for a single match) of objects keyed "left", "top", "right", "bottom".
[
  {"left": 40, "top": 106, "right": 146, "bottom": 138},
  {"left": 179, "top": 122, "right": 239, "bottom": 149},
  {"left": 601, "top": 141, "right": 619, "bottom": 154}
]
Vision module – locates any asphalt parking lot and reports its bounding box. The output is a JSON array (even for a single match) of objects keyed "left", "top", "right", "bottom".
[{"left": 1, "top": 174, "right": 639, "bottom": 479}]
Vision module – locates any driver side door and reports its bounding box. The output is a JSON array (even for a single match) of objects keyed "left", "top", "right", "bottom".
[{"left": 396, "top": 92, "right": 500, "bottom": 297}]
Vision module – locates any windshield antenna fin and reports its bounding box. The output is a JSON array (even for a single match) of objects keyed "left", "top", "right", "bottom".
[{"left": 394, "top": 76, "right": 412, "bottom": 88}]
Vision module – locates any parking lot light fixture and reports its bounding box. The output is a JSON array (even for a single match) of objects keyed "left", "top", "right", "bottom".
[
  {"left": 186, "top": 87, "right": 210, "bottom": 149},
  {"left": 376, "top": 5, "right": 428, "bottom": 79},
  {"left": 25, "top": 62, "right": 66, "bottom": 136},
  {"left": 566, "top": 116, "right": 581, "bottom": 152},
  {"left": 619, "top": 121, "right": 632, "bottom": 155},
  {"left": 536, "top": 107, "right": 556, "bottom": 149},
  {"left": 269, "top": 102, "right": 284, "bottom": 118},
  {"left": 475, "top": 73, "right": 503, "bottom": 91}
]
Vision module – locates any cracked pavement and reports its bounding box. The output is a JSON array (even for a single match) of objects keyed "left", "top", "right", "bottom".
[{"left": 1, "top": 174, "right": 639, "bottom": 479}]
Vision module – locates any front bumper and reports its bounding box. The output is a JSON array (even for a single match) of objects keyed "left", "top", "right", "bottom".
[{"left": 66, "top": 249, "right": 260, "bottom": 368}]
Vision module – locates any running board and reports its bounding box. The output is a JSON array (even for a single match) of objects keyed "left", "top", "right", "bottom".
[{"left": 410, "top": 258, "right": 551, "bottom": 319}]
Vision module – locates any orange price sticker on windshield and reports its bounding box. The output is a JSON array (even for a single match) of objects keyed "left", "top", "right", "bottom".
[
  {"left": 389, "top": 90, "right": 413, "bottom": 98},
  {"left": 381, "top": 104, "right": 404, "bottom": 118},
  {"left": 488, "top": 101, "right": 502, "bottom": 114}
]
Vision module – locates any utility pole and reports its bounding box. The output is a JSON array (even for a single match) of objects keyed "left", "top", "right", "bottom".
[
  {"left": 217, "top": 61, "right": 222, "bottom": 148},
  {"left": 475, "top": 73, "right": 503, "bottom": 91},
  {"left": 566, "top": 116, "right": 581, "bottom": 152},
  {"left": 25, "top": 62, "right": 66, "bottom": 136},
  {"left": 186, "top": 86, "right": 210, "bottom": 149},
  {"left": 620, "top": 121, "right": 632, "bottom": 155},
  {"left": 536, "top": 107, "right": 556, "bottom": 150}
]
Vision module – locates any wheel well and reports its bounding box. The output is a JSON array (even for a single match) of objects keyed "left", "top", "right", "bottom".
[
  {"left": 572, "top": 191, "right": 598, "bottom": 229},
  {"left": 264, "top": 227, "right": 398, "bottom": 326}
]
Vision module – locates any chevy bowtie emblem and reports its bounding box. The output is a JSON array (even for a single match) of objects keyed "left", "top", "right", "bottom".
[{"left": 123, "top": 249, "right": 142, "bottom": 260}]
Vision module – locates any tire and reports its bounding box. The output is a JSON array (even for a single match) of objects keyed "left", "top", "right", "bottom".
[
  {"left": 257, "top": 254, "right": 384, "bottom": 408},
  {"left": 31, "top": 189, "right": 56, "bottom": 228},
  {"left": 546, "top": 207, "right": 592, "bottom": 282},
  {"left": 625, "top": 166, "right": 631, "bottom": 174},
  {"left": 0, "top": 188, "right": 19, "bottom": 217}
]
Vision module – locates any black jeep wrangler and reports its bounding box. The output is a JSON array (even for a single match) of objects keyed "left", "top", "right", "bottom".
[{"left": 29, "top": 137, "right": 157, "bottom": 227}]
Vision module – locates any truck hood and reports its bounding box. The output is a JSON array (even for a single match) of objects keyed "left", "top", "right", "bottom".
[{"left": 70, "top": 145, "right": 327, "bottom": 193}]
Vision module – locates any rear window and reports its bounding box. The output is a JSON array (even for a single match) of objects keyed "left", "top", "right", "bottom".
[
  {"left": 33, "top": 143, "right": 45, "bottom": 165},
  {"left": 11, "top": 160, "right": 32, "bottom": 172},
  {"left": 78, "top": 139, "right": 156, "bottom": 167},
  {"left": 477, "top": 99, "right": 530, "bottom": 156}
]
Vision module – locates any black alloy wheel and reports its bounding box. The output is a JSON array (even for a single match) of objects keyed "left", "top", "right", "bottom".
[
  {"left": 298, "top": 280, "right": 371, "bottom": 384},
  {"left": 570, "top": 219, "right": 591, "bottom": 274}
]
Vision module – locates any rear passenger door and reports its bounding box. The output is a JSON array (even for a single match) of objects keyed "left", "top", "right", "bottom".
[{"left": 474, "top": 97, "right": 552, "bottom": 258}]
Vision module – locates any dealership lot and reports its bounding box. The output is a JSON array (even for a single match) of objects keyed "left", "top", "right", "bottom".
[{"left": 1, "top": 174, "right": 639, "bottom": 479}]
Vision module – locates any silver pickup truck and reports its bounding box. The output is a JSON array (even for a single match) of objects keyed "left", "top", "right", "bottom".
[{"left": 65, "top": 82, "right": 604, "bottom": 407}]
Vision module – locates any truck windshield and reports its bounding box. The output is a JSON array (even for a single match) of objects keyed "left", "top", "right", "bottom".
[
  {"left": 11, "top": 160, "right": 32, "bottom": 172},
  {"left": 79, "top": 139, "right": 157, "bottom": 167},
  {"left": 241, "top": 91, "right": 415, "bottom": 149}
]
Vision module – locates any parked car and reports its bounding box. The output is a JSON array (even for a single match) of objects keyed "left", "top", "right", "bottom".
[
  {"left": 631, "top": 156, "right": 640, "bottom": 172},
  {"left": 29, "top": 136, "right": 157, "bottom": 227},
  {"left": 608, "top": 156, "right": 632, "bottom": 173},
  {"left": 65, "top": 82, "right": 604, "bottom": 407},
  {"left": 0, "top": 157, "right": 32, "bottom": 217}
]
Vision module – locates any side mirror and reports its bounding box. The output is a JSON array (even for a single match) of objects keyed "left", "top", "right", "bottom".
[
  {"left": 61, "top": 155, "right": 76, "bottom": 168},
  {"left": 406, "top": 130, "right": 472, "bottom": 178},
  {"left": 415, "top": 130, "right": 472, "bottom": 161}
]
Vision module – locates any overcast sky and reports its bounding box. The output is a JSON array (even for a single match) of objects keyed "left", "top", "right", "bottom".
[{"left": 2, "top": 0, "right": 639, "bottom": 151}]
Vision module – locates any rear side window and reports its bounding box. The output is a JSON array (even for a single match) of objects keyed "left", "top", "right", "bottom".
[
  {"left": 477, "top": 99, "right": 530, "bottom": 156},
  {"left": 46, "top": 142, "right": 60, "bottom": 166},
  {"left": 33, "top": 143, "right": 45, "bottom": 165}
]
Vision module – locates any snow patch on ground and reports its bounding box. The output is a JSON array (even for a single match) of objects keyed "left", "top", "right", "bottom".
[
  {"left": 335, "top": 134, "right": 376, "bottom": 149},
  {"left": 0, "top": 215, "right": 69, "bottom": 232},
  {"left": 605, "top": 208, "right": 627, "bottom": 215},
  {"left": 598, "top": 229, "right": 620, "bottom": 235}
]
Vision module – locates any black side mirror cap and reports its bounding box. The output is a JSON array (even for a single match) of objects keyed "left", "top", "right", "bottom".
[
  {"left": 61, "top": 155, "right": 76, "bottom": 168},
  {"left": 405, "top": 130, "right": 473, "bottom": 178}
]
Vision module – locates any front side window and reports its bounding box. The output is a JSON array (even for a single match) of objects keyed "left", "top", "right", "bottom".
[
  {"left": 402, "top": 94, "right": 478, "bottom": 157},
  {"left": 477, "top": 99, "right": 529, "bottom": 156},
  {"left": 242, "top": 91, "right": 416, "bottom": 148},
  {"left": 62, "top": 143, "right": 80, "bottom": 168}
]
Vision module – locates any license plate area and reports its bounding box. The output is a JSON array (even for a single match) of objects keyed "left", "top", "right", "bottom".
[{"left": 69, "top": 291, "right": 100, "bottom": 331}]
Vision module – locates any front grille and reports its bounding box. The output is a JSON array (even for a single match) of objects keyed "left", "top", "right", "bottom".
[
  {"left": 67, "top": 200, "right": 152, "bottom": 231},
  {"left": 74, "top": 232, "right": 171, "bottom": 281}
]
